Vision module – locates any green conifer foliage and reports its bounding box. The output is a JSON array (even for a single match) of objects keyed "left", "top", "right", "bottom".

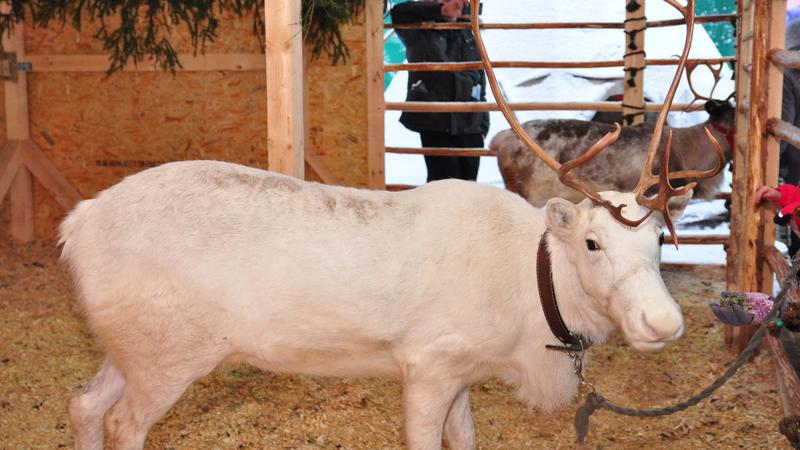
[{"left": 0, "top": 0, "right": 365, "bottom": 72}]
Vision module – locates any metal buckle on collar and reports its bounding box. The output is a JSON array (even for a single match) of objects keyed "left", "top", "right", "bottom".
[
  {"left": 545, "top": 342, "right": 585, "bottom": 353},
  {"left": 545, "top": 337, "right": 595, "bottom": 394},
  {"left": 545, "top": 334, "right": 592, "bottom": 353}
]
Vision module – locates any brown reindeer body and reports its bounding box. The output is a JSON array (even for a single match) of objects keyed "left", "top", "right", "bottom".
[{"left": 493, "top": 101, "right": 735, "bottom": 207}]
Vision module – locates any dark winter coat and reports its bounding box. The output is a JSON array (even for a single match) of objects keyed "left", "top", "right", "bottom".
[
  {"left": 780, "top": 19, "right": 800, "bottom": 184},
  {"left": 390, "top": 1, "right": 490, "bottom": 136}
]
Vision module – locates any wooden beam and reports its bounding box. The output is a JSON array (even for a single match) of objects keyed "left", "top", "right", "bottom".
[
  {"left": 386, "top": 147, "right": 496, "bottom": 157},
  {"left": 304, "top": 152, "right": 345, "bottom": 186},
  {"left": 729, "top": 0, "right": 785, "bottom": 352},
  {"left": 768, "top": 117, "right": 800, "bottom": 149},
  {"left": 366, "top": 0, "right": 385, "bottom": 189},
  {"left": 3, "top": 23, "right": 33, "bottom": 242},
  {"left": 663, "top": 234, "right": 730, "bottom": 245},
  {"left": 265, "top": 0, "right": 304, "bottom": 178},
  {"left": 385, "top": 101, "right": 704, "bottom": 112},
  {"left": 727, "top": 0, "right": 754, "bottom": 349},
  {"left": 10, "top": 164, "right": 33, "bottom": 242},
  {"left": 384, "top": 57, "right": 735, "bottom": 72},
  {"left": 0, "top": 141, "right": 22, "bottom": 204},
  {"left": 766, "top": 332, "right": 800, "bottom": 416},
  {"left": 20, "top": 141, "right": 81, "bottom": 211},
  {"left": 769, "top": 49, "right": 800, "bottom": 69},
  {"left": 24, "top": 53, "right": 266, "bottom": 72},
  {"left": 660, "top": 262, "right": 726, "bottom": 271},
  {"left": 385, "top": 14, "right": 737, "bottom": 30},
  {"left": 3, "top": 26, "right": 29, "bottom": 140},
  {"left": 761, "top": 246, "right": 800, "bottom": 417},
  {"left": 762, "top": 0, "right": 785, "bottom": 294},
  {"left": 623, "top": 0, "right": 646, "bottom": 126}
]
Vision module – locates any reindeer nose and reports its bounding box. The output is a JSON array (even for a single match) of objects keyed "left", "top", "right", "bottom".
[{"left": 640, "top": 309, "right": 683, "bottom": 341}]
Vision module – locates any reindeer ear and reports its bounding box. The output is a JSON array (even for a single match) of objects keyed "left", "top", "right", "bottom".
[
  {"left": 546, "top": 198, "right": 580, "bottom": 237},
  {"left": 667, "top": 189, "right": 693, "bottom": 223},
  {"left": 704, "top": 100, "right": 722, "bottom": 116}
]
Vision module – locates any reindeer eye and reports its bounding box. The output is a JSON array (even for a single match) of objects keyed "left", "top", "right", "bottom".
[
  {"left": 586, "top": 239, "right": 600, "bottom": 251},
  {"left": 659, "top": 233, "right": 665, "bottom": 246}
]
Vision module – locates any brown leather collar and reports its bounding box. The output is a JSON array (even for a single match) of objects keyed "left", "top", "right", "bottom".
[{"left": 537, "top": 232, "right": 593, "bottom": 353}]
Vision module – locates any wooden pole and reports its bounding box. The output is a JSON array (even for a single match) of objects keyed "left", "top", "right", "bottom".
[
  {"left": 623, "top": 0, "right": 646, "bottom": 126},
  {"left": 728, "top": 0, "right": 785, "bottom": 352},
  {"left": 728, "top": 0, "right": 753, "bottom": 309},
  {"left": 384, "top": 57, "right": 735, "bottom": 72},
  {"left": 366, "top": 0, "right": 385, "bottom": 189},
  {"left": 2, "top": 24, "right": 33, "bottom": 242},
  {"left": 265, "top": 0, "right": 304, "bottom": 178},
  {"left": 762, "top": 246, "right": 800, "bottom": 417},
  {"left": 385, "top": 100, "right": 704, "bottom": 112},
  {"left": 768, "top": 117, "right": 800, "bottom": 149},
  {"left": 386, "top": 147, "right": 496, "bottom": 157},
  {"left": 770, "top": 48, "right": 800, "bottom": 69},
  {"left": 385, "top": 14, "right": 737, "bottom": 31}
]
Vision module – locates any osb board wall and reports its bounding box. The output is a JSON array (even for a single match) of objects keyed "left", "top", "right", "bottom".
[{"left": 2, "top": 11, "right": 368, "bottom": 237}]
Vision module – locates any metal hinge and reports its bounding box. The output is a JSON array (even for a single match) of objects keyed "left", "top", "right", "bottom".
[{"left": 0, "top": 52, "right": 32, "bottom": 82}]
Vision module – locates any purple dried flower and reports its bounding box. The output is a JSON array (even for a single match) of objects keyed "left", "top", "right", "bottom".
[{"left": 745, "top": 293, "right": 775, "bottom": 324}]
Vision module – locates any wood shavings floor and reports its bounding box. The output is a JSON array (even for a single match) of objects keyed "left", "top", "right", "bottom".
[{"left": 0, "top": 237, "right": 791, "bottom": 449}]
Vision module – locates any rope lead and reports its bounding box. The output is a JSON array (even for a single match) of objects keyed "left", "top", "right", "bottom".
[{"left": 574, "top": 258, "right": 800, "bottom": 444}]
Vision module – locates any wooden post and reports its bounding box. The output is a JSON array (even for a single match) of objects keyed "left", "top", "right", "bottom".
[
  {"left": 366, "top": 0, "right": 386, "bottom": 189},
  {"left": 762, "top": 246, "right": 800, "bottom": 417},
  {"left": 623, "top": 0, "right": 646, "bottom": 126},
  {"left": 265, "top": 0, "right": 304, "bottom": 178},
  {"left": 728, "top": 0, "right": 785, "bottom": 352},
  {"left": 2, "top": 23, "right": 34, "bottom": 242}
]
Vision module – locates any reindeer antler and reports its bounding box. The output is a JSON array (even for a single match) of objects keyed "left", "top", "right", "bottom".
[
  {"left": 468, "top": 0, "right": 622, "bottom": 209},
  {"left": 631, "top": 1, "right": 725, "bottom": 243},
  {"left": 469, "top": 0, "right": 724, "bottom": 246},
  {"left": 685, "top": 60, "right": 725, "bottom": 108}
]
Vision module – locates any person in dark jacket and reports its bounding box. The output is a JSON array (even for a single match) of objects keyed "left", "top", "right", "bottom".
[
  {"left": 780, "top": 19, "right": 800, "bottom": 186},
  {"left": 390, "top": 0, "right": 490, "bottom": 182}
]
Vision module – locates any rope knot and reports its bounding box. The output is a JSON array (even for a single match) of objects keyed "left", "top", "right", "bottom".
[{"left": 574, "top": 392, "right": 606, "bottom": 444}]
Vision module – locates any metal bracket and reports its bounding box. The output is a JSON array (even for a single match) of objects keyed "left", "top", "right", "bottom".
[{"left": 1, "top": 52, "right": 17, "bottom": 81}]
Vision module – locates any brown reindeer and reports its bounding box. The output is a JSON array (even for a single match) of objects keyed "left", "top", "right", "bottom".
[{"left": 491, "top": 99, "right": 735, "bottom": 207}]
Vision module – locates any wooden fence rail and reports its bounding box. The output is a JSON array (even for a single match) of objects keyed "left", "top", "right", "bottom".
[
  {"left": 768, "top": 118, "right": 800, "bottom": 150},
  {"left": 385, "top": 147, "right": 496, "bottom": 157},
  {"left": 384, "top": 57, "right": 735, "bottom": 72},
  {"left": 386, "top": 14, "right": 736, "bottom": 30},
  {"left": 770, "top": 49, "right": 800, "bottom": 69},
  {"left": 386, "top": 101, "right": 705, "bottom": 112}
]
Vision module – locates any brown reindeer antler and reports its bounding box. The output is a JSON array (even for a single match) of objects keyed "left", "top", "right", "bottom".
[
  {"left": 630, "top": 0, "right": 725, "bottom": 242},
  {"left": 469, "top": 0, "right": 724, "bottom": 246},
  {"left": 685, "top": 60, "right": 725, "bottom": 108}
]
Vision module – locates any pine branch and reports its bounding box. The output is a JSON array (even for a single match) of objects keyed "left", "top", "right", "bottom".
[{"left": 0, "top": 0, "right": 366, "bottom": 73}]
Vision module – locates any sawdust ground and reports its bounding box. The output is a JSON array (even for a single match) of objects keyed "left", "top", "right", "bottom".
[{"left": 0, "top": 237, "right": 791, "bottom": 449}]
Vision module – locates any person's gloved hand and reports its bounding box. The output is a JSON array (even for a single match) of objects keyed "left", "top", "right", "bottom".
[
  {"left": 709, "top": 291, "right": 780, "bottom": 326},
  {"left": 709, "top": 302, "right": 754, "bottom": 326},
  {"left": 755, "top": 185, "right": 781, "bottom": 207}
]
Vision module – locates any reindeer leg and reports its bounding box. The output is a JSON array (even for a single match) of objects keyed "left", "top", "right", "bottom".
[
  {"left": 444, "top": 387, "right": 476, "bottom": 450},
  {"left": 402, "top": 374, "right": 462, "bottom": 450}
]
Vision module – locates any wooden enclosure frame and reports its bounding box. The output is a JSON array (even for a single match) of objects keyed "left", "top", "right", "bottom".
[
  {"left": 368, "top": 3, "right": 737, "bottom": 245},
  {"left": 0, "top": 0, "right": 357, "bottom": 240}
]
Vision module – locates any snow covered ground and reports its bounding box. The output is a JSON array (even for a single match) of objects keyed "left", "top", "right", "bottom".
[{"left": 384, "top": 0, "right": 741, "bottom": 264}]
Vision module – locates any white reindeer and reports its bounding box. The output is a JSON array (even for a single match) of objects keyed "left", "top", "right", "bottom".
[
  {"left": 61, "top": 1, "right": 715, "bottom": 448},
  {"left": 61, "top": 161, "right": 692, "bottom": 450}
]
